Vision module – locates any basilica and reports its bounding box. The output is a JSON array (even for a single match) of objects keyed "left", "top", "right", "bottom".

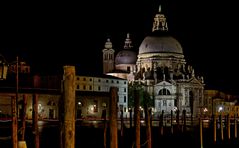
[{"left": 102, "top": 6, "right": 205, "bottom": 117}]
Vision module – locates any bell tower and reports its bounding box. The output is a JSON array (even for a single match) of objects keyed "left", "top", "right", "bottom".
[{"left": 102, "top": 38, "right": 115, "bottom": 74}]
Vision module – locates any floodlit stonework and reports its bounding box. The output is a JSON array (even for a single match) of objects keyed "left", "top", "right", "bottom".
[{"left": 102, "top": 5, "right": 205, "bottom": 117}]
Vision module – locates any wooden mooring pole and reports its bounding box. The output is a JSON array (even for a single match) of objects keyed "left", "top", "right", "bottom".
[
  {"left": 170, "top": 110, "right": 173, "bottom": 134},
  {"left": 134, "top": 89, "right": 140, "bottom": 148},
  {"left": 63, "top": 66, "right": 76, "bottom": 148},
  {"left": 120, "top": 109, "right": 124, "bottom": 137},
  {"left": 18, "top": 94, "right": 28, "bottom": 148},
  {"left": 109, "top": 87, "right": 118, "bottom": 148},
  {"left": 103, "top": 109, "right": 107, "bottom": 148},
  {"left": 220, "top": 114, "right": 224, "bottom": 141},
  {"left": 160, "top": 110, "right": 164, "bottom": 135},
  {"left": 200, "top": 118, "right": 203, "bottom": 148},
  {"left": 120, "top": 107, "right": 124, "bottom": 147},
  {"left": 176, "top": 110, "right": 180, "bottom": 132},
  {"left": 213, "top": 115, "right": 217, "bottom": 143},
  {"left": 20, "top": 94, "right": 27, "bottom": 141},
  {"left": 129, "top": 108, "right": 132, "bottom": 129},
  {"left": 234, "top": 114, "right": 237, "bottom": 139},
  {"left": 145, "top": 107, "right": 152, "bottom": 148},
  {"left": 11, "top": 96, "right": 18, "bottom": 148},
  {"left": 33, "top": 94, "right": 39, "bottom": 148},
  {"left": 227, "top": 114, "right": 230, "bottom": 140},
  {"left": 182, "top": 110, "right": 186, "bottom": 133}
]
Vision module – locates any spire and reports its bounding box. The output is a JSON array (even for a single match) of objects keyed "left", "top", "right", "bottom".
[
  {"left": 158, "top": 5, "right": 162, "bottom": 13},
  {"left": 201, "top": 76, "right": 204, "bottom": 83},
  {"left": 102, "top": 37, "right": 115, "bottom": 74},
  {"left": 191, "top": 69, "right": 195, "bottom": 77},
  {"left": 104, "top": 38, "right": 112, "bottom": 49},
  {"left": 124, "top": 33, "right": 133, "bottom": 49},
  {"left": 152, "top": 5, "right": 168, "bottom": 32}
]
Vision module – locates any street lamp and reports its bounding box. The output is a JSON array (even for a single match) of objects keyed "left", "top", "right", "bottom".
[
  {"left": 0, "top": 55, "right": 19, "bottom": 148},
  {"left": 0, "top": 54, "right": 9, "bottom": 80},
  {"left": 218, "top": 106, "right": 223, "bottom": 113}
]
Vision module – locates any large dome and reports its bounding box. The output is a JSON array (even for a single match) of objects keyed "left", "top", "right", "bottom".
[
  {"left": 115, "top": 50, "right": 137, "bottom": 65},
  {"left": 139, "top": 34, "right": 183, "bottom": 55}
]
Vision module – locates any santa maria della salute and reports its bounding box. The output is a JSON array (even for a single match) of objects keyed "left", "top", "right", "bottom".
[
  {"left": 102, "top": 5, "right": 204, "bottom": 117},
  {"left": 2, "top": 2, "right": 239, "bottom": 148},
  {"left": 0, "top": 4, "right": 237, "bottom": 124}
]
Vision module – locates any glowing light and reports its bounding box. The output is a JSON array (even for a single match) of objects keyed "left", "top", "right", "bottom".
[
  {"left": 218, "top": 106, "right": 223, "bottom": 112},
  {"left": 140, "top": 106, "right": 143, "bottom": 110},
  {"left": 90, "top": 107, "right": 94, "bottom": 111}
]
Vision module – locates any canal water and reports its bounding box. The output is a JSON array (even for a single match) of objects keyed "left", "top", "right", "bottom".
[{"left": 1, "top": 121, "right": 239, "bottom": 148}]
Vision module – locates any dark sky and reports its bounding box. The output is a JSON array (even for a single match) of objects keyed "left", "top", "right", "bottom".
[{"left": 0, "top": 1, "right": 239, "bottom": 95}]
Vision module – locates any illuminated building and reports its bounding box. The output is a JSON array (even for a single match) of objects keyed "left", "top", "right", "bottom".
[{"left": 102, "top": 5, "right": 205, "bottom": 117}]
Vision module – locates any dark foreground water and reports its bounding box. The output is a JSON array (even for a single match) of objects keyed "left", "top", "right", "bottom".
[{"left": 1, "top": 121, "right": 239, "bottom": 148}]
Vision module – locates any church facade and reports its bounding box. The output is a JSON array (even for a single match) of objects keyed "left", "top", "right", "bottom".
[{"left": 102, "top": 6, "right": 205, "bottom": 117}]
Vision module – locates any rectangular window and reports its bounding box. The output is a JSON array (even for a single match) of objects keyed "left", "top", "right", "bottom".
[
  {"left": 158, "top": 101, "right": 161, "bottom": 107},
  {"left": 127, "top": 66, "right": 130, "bottom": 72}
]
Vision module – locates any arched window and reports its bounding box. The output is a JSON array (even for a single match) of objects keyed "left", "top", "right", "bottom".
[{"left": 158, "top": 88, "right": 171, "bottom": 95}]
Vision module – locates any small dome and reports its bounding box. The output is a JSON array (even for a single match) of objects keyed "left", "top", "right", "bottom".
[
  {"left": 139, "top": 33, "right": 183, "bottom": 55},
  {"left": 115, "top": 50, "right": 137, "bottom": 65},
  {"left": 104, "top": 38, "right": 112, "bottom": 49}
]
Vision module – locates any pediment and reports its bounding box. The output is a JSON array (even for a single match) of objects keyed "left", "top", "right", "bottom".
[
  {"left": 188, "top": 77, "right": 203, "bottom": 85},
  {"left": 155, "top": 80, "right": 174, "bottom": 87}
]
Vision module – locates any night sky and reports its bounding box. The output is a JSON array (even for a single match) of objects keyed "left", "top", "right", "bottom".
[{"left": 0, "top": 0, "right": 239, "bottom": 95}]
